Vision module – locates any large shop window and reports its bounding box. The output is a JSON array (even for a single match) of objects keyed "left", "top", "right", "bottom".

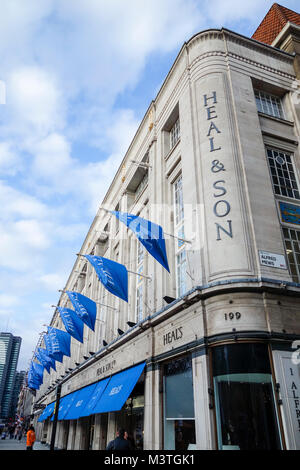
[
  {"left": 212, "top": 343, "right": 282, "bottom": 450},
  {"left": 163, "top": 356, "right": 196, "bottom": 450}
]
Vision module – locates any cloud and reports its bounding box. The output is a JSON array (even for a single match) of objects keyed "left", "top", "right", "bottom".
[
  {"left": 0, "top": 0, "right": 298, "bottom": 372},
  {"left": 8, "top": 66, "right": 65, "bottom": 137},
  {"left": 39, "top": 273, "right": 66, "bottom": 291},
  {"left": 0, "top": 142, "right": 22, "bottom": 175}
]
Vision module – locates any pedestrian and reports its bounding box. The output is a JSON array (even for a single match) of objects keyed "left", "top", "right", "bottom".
[
  {"left": 26, "top": 425, "right": 36, "bottom": 451},
  {"left": 106, "top": 428, "right": 132, "bottom": 450}
]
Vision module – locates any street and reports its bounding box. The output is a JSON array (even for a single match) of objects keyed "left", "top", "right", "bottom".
[{"left": 0, "top": 437, "right": 49, "bottom": 451}]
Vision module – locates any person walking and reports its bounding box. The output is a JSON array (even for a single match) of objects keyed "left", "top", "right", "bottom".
[
  {"left": 106, "top": 428, "right": 132, "bottom": 450},
  {"left": 26, "top": 425, "right": 36, "bottom": 450}
]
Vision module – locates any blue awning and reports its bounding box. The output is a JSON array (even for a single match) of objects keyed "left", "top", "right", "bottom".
[
  {"left": 63, "top": 382, "right": 98, "bottom": 420},
  {"left": 92, "top": 362, "right": 145, "bottom": 414},
  {"left": 80, "top": 377, "right": 110, "bottom": 417},
  {"left": 49, "top": 392, "right": 80, "bottom": 421},
  {"left": 38, "top": 402, "right": 55, "bottom": 422}
]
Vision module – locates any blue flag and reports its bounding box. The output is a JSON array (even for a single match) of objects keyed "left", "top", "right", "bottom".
[
  {"left": 66, "top": 291, "right": 97, "bottom": 331},
  {"left": 36, "top": 348, "right": 56, "bottom": 373},
  {"left": 85, "top": 255, "right": 128, "bottom": 302},
  {"left": 47, "top": 326, "right": 71, "bottom": 360},
  {"left": 32, "top": 361, "right": 44, "bottom": 380},
  {"left": 57, "top": 307, "right": 84, "bottom": 343},
  {"left": 35, "top": 351, "right": 51, "bottom": 374},
  {"left": 43, "top": 333, "right": 64, "bottom": 363},
  {"left": 28, "top": 362, "right": 43, "bottom": 387},
  {"left": 111, "top": 211, "right": 170, "bottom": 272}
]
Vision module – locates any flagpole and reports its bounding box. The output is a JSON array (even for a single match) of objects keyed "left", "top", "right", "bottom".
[
  {"left": 127, "top": 270, "right": 152, "bottom": 281},
  {"left": 164, "top": 232, "right": 192, "bottom": 244},
  {"left": 58, "top": 290, "right": 118, "bottom": 311}
]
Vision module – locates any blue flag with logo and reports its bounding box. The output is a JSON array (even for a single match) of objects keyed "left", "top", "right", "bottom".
[
  {"left": 66, "top": 291, "right": 97, "bottom": 331},
  {"left": 35, "top": 348, "right": 55, "bottom": 374},
  {"left": 85, "top": 255, "right": 128, "bottom": 302},
  {"left": 46, "top": 326, "right": 71, "bottom": 360},
  {"left": 32, "top": 361, "right": 44, "bottom": 381},
  {"left": 36, "top": 348, "right": 56, "bottom": 373},
  {"left": 28, "top": 362, "right": 43, "bottom": 388},
  {"left": 57, "top": 307, "right": 84, "bottom": 343},
  {"left": 111, "top": 211, "right": 170, "bottom": 272},
  {"left": 44, "top": 333, "right": 64, "bottom": 363}
]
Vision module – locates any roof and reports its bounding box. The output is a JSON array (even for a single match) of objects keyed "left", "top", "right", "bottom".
[{"left": 252, "top": 3, "right": 300, "bottom": 45}]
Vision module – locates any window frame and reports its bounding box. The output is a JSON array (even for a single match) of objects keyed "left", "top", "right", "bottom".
[{"left": 254, "top": 89, "right": 285, "bottom": 120}]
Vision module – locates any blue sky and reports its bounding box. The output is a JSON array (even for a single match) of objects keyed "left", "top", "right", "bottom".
[{"left": 0, "top": 0, "right": 299, "bottom": 370}]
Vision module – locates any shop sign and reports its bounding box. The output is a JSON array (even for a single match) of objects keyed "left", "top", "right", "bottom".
[
  {"left": 273, "top": 351, "right": 300, "bottom": 449},
  {"left": 259, "top": 250, "right": 287, "bottom": 269},
  {"left": 96, "top": 360, "right": 116, "bottom": 377},
  {"left": 163, "top": 327, "right": 183, "bottom": 346}
]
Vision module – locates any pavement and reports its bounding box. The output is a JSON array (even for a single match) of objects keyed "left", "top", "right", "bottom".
[{"left": 0, "top": 437, "right": 49, "bottom": 451}]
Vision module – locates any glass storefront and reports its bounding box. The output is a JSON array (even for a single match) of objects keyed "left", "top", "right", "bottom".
[
  {"left": 212, "top": 343, "right": 282, "bottom": 450},
  {"left": 163, "top": 355, "right": 196, "bottom": 450},
  {"left": 115, "top": 375, "right": 145, "bottom": 449}
]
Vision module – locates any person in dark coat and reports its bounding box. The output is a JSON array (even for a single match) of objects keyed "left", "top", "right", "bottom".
[{"left": 106, "top": 428, "right": 132, "bottom": 450}]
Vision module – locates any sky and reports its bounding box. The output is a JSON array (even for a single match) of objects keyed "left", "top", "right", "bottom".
[{"left": 0, "top": 0, "right": 299, "bottom": 371}]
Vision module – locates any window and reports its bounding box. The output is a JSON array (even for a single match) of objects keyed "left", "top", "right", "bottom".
[
  {"left": 282, "top": 227, "right": 300, "bottom": 282},
  {"left": 173, "top": 175, "right": 186, "bottom": 297},
  {"left": 135, "top": 172, "right": 148, "bottom": 201},
  {"left": 135, "top": 243, "right": 144, "bottom": 322},
  {"left": 255, "top": 90, "right": 284, "bottom": 119},
  {"left": 266, "top": 148, "right": 300, "bottom": 200},
  {"left": 163, "top": 356, "right": 196, "bottom": 450},
  {"left": 176, "top": 250, "right": 186, "bottom": 297},
  {"left": 212, "top": 343, "right": 282, "bottom": 450},
  {"left": 170, "top": 118, "right": 180, "bottom": 149},
  {"left": 162, "top": 103, "right": 180, "bottom": 157}
]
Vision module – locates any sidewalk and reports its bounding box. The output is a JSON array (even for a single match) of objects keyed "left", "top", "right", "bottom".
[{"left": 0, "top": 437, "right": 49, "bottom": 451}]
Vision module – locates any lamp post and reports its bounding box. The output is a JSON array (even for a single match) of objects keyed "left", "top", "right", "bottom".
[{"left": 50, "top": 382, "right": 61, "bottom": 451}]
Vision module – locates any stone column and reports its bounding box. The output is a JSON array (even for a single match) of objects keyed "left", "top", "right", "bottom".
[
  {"left": 144, "top": 365, "right": 162, "bottom": 450},
  {"left": 107, "top": 412, "right": 116, "bottom": 443},
  {"left": 67, "top": 421, "right": 76, "bottom": 450},
  {"left": 192, "top": 352, "right": 215, "bottom": 449}
]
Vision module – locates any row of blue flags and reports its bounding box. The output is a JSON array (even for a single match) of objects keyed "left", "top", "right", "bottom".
[
  {"left": 28, "top": 291, "right": 98, "bottom": 390},
  {"left": 84, "top": 211, "right": 170, "bottom": 302},
  {"left": 28, "top": 212, "right": 171, "bottom": 391}
]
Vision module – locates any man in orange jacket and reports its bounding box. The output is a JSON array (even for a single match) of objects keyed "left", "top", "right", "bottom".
[{"left": 26, "top": 425, "right": 36, "bottom": 450}]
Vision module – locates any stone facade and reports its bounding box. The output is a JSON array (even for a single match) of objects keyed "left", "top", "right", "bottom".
[{"left": 31, "top": 16, "right": 300, "bottom": 451}]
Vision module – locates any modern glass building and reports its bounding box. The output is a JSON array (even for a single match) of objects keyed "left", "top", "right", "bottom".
[{"left": 0, "top": 333, "right": 22, "bottom": 421}]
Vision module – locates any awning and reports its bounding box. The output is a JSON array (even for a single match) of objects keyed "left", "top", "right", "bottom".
[
  {"left": 63, "top": 382, "right": 98, "bottom": 420},
  {"left": 80, "top": 377, "right": 110, "bottom": 418},
  {"left": 37, "top": 402, "right": 55, "bottom": 422},
  {"left": 50, "top": 392, "right": 79, "bottom": 421},
  {"left": 92, "top": 362, "right": 146, "bottom": 414}
]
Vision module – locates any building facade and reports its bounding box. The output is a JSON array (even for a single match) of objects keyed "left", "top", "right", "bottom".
[
  {"left": 0, "top": 332, "right": 22, "bottom": 422},
  {"left": 31, "top": 4, "right": 300, "bottom": 450}
]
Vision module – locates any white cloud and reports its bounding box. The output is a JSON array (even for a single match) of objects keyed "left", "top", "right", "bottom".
[
  {"left": 9, "top": 66, "right": 65, "bottom": 137},
  {"left": 39, "top": 273, "right": 66, "bottom": 291},
  {"left": 0, "top": 294, "right": 20, "bottom": 308},
  {"left": 0, "top": 181, "right": 47, "bottom": 220},
  {"left": 0, "top": 142, "right": 21, "bottom": 175}
]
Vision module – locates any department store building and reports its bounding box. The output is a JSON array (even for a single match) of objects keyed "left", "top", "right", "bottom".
[{"left": 31, "top": 4, "right": 300, "bottom": 450}]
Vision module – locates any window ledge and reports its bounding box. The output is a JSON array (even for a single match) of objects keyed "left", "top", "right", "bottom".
[
  {"left": 258, "top": 111, "right": 294, "bottom": 126},
  {"left": 165, "top": 138, "right": 180, "bottom": 161}
]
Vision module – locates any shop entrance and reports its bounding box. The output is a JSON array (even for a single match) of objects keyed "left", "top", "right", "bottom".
[
  {"left": 212, "top": 343, "right": 282, "bottom": 450},
  {"left": 115, "top": 376, "right": 145, "bottom": 449}
]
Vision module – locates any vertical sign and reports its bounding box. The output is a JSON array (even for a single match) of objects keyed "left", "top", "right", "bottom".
[
  {"left": 273, "top": 351, "right": 300, "bottom": 449},
  {"left": 196, "top": 73, "right": 250, "bottom": 277}
]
